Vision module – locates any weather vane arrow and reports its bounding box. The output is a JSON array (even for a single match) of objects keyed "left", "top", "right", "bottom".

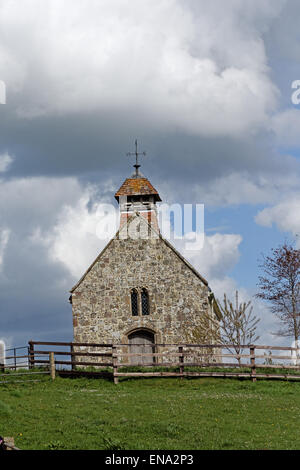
[{"left": 126, "top": 139, "right": 146, "bottom": 177}]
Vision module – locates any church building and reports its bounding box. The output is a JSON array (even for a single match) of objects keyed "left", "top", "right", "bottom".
[{"left": 70, "top": 143, "right": 219, "bottom": 359}]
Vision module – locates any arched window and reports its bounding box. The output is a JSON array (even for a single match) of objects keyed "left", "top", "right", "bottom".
[
  {"left": 131, "top": 289, "right": 139, "bottom": 316},
  {"left": 141, "top": 288, "right": 150, "bottom": 316}
]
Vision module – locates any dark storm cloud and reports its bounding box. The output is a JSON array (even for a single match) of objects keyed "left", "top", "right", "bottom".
[
  {"left": 0, "top": 0, "right": 284, "bottom": 179},
  {"left": 1, "top": 106, "right": 298, "bottom": 190},
  {"left": 0, "top": 0, "right": 296, "bottom": 207}
]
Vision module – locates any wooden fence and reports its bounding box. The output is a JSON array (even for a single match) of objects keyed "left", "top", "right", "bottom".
[
  {"left": 23, "top": 340, "right": 300, "bottom": 384},
  {"left": 0, "top": 345, "right": 51, "bottom": 383}
]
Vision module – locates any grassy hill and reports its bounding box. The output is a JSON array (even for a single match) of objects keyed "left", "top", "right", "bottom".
[{"left": 1, "top": 374, "right": 300, "bottom": 450}]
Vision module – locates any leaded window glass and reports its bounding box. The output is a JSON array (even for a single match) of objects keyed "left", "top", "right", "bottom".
[
  {"left": 131, "top": 289, "right": 139, "bottom": 316},
  {"left": 141, "top": 288, "right": 150, "bottom": 316}
]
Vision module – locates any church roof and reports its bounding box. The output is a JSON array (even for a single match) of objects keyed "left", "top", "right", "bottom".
[{"left": 115, "top": 177, "right": 161, "bottom": 202}]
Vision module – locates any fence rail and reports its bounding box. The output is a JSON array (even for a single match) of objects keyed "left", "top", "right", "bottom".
[
  {"left": 0, "top": 345, "right": 52, "bottom": 383},
  {"left": 7, "top": 340, "right": 295, "bottom": 384},
  {"left": 2, "top": 341, "right": 300, "bottom": 384}
]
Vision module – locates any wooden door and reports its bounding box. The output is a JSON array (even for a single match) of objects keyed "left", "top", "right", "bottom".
[{"left": 128, "top": 331, "right": 155, "bottom": 365}]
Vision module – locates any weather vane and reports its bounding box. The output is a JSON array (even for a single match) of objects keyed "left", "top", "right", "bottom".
[{"left": 126, "top": 139, "right": 146, "bottom": 177}]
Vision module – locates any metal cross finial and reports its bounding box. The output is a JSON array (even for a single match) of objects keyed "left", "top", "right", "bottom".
[{"left": 126, "top": 139, "right": 146, "bottom": 177}]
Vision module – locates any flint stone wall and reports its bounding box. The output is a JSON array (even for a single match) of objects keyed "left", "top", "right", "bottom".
[{"left": 72, "top": 236, "right": 212, "bottom": 355}]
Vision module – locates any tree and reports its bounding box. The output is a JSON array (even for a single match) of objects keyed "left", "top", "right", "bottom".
[
  {"left": 187, "top": 291, "right": 260, "bottom": 364},
  {"left": 216, "top": 291, "right": 260, "bottom": 364},
  {"left": 256, "top": 242, "right": 300, "bottom": 342}
]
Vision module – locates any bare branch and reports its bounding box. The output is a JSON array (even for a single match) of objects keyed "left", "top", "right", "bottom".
[
  {"left": 186, "top": 291, "right": 260, "bottom": 364},
  {"left": 256, "top": 242, "right": 300, "bottom": 341}
]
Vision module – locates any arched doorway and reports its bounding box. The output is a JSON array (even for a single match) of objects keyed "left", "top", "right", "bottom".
[{"left": 128, "top": 329, "right": 155, "bottom": 365}]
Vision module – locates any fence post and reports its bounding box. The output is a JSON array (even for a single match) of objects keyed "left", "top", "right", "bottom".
[
  {"left": 49, "top": 352, "right": 56, "bottom": 380},
  {"left": 28, "top": 341, "right": 34, "bottom": 369},
  {"left": 250, "top": 345, "right": 256, "bottom": 383},
  {"left": 0, "top": 341, "right": 4, "bottom": 373},
  {"left": 70, "top": 343, "right": 75, "bottom": 371},
  {"left": 112, "top": 345, "right": 119, "bottom": 385},
  {"left": 179, "top": 346, "right": 184, "bottom": 378}
]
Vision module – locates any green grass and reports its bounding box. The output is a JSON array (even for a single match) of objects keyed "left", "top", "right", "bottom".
[
  {"left": 1, "top": 373, "right": 300, "bottom": 450},
  {"left": 76, "top": 364, "right": 300, "bottom": 376}
]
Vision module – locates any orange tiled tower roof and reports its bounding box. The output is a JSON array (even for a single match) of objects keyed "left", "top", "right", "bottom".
[{"left": 115, "top": 176, "right": 161, "bottom": 201}]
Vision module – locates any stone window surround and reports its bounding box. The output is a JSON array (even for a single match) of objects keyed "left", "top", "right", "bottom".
[{"left": 130, "top": 287, "right": 151, "bottom": 316}]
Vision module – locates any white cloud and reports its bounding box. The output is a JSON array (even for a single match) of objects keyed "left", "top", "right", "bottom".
[
  {"left": 0, "top": 228, "right": 10, "bottom": 270},
  {"left": 0, "top": 153, "right": 13, "bottom": 172},
  {"left": 0, "top": 0, "right": 282, "bottom": 136},
  {"left": 0, "top": 176, "right": 86, "bottom": 231},
  {"left": 209, "top": 276, "right": 240, "bottom": 301},
  {"left": 0, "top": 175, "right": 116, "bottom": 278},
  {"left": 159, "top": 167, "right": 300, "bottom": 207},
  {"left": 158, "top": 202, "right": 242, "bottom": 280},
  {"left": 255, "top": 193, "right": 300, "bottom": 244},
  {"left": 32, "top": 187, "right": 118, "bottom": 279},
  {"left": 271, "top": 109, "right": 300, "bottom": 147},
  {"left": 198, "top": 172, "right": 300, "bottom": 206},
  {"left": 179, "top": 232, "right": 242, "bottom": 280}
]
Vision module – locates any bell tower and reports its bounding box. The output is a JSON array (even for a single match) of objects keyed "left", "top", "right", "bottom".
[{"left": 114, "top": 140, "right": 161, "bottom": 233}]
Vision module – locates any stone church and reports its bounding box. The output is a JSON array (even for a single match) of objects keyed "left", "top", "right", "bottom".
[{"left": 70, "top": 144, "right": 220, "bottom": 361}]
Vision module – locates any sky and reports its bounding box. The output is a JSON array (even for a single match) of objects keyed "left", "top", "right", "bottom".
[{"left": 0, "top": 0, "right": 300, "bottom": 349}]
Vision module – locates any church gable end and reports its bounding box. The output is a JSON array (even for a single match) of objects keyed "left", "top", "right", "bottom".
[
  {"left": 72, "top": 213, "right": 211, "bottom": 345},
  {"left": 71, "top": 143, "right": 217, "bottom": 348}
]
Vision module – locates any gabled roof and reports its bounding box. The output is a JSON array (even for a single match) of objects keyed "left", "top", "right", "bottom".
[
  {"left": 114, "top": 177, "right": 161, "bottom": 202},
  {"left": 70, "top": 212, "right": 208, "bottom": 293}
]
